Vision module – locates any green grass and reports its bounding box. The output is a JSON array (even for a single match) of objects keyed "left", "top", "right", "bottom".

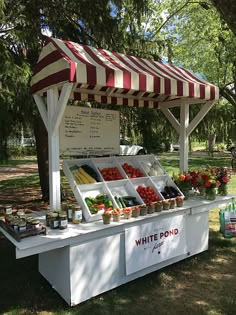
[
  {"left": 1, "top": 155, "right": 236, "bottom": 315},
  {"left": 0, "top": 157, "right": 37, "bottom": 167},
  {"left": 0, "top": 174, "right": 40, "bottom": 190}
]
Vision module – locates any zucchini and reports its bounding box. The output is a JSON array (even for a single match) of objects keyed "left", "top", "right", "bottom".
[{"left": 80, "top": 164, "right": 100, "bottom": 181}]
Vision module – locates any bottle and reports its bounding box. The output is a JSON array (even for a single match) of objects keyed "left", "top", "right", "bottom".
[
  {"left": 59, "top": 212, "right": 68, "bottom": 230},
  {"left": 72, "top": 205, "right": 82, "bottom": 224},
  {"left": 67, "top": 204, "right": 73, "bottom": 223}
]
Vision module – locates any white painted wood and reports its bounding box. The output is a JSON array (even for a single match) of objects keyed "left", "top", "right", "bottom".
[
  {"left": 33, "top": 95, "right": 48, "bottom": 131},
  {"left": 179, "top": 102, "right": 189, "bottom": 172},
  {"left": 159, "top": 98, "right": 204, "bottom": 108},
  {"left": 186, "top": 100, "right": 215, "bottom": 136},
  {"left": 159, "top": 106, "right": 180, "bottom": 134},
  {"left": 51, "top": 83, "right": 73, "bottom": 135},
  {"left": 0, "top": 195, "right": 234, "bottom": 259},
  {"left": 186, "top": 212, "right": 209, "bottom": 256},
  {"left": 47, "top": 88, "right": 61, "bottom": 210}
]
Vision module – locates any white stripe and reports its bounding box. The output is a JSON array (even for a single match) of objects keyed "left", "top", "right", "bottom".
[
  {"left": 38, "top": 42, "right": 57, "bottom": 62},
  {"left": 194, "top": 83, "right": 200, "bottom": 98},
  {"left": 183, "top": 82, "right": 189, "bottom": 97},
  {"left": 170, "top": 79, "right": 177, "bottom": 96},
  {"left": 75, "top": 45, "right": 106, "bottom": 86},
  {"left": 31, "top": 59, "right": 70, "bottom": 86},
  {"left": 52, "top": 39, "right": 87, "bottom": 84},
  {"left": 205, "top": 85, "right": 210, "bottom": 100}
]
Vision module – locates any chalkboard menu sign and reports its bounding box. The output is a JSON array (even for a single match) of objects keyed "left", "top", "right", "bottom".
[{"left": 59, "top": 106, "right": 120, "bottom": 156}]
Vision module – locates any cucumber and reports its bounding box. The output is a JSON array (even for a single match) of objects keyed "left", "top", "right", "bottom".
[
  {"left": 119, "top": 197, "right": 126, "bottom": 208},
  {"left": 122, "top": 195, "right": 137, "bottom": 201}
]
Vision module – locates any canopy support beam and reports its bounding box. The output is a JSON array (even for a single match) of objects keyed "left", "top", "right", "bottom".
[
  {"left": 160, "top": 100, "right": 215, "bottom": 173},
  {"left": 33, "top": 83, "right": 73, "bottom": 210}
]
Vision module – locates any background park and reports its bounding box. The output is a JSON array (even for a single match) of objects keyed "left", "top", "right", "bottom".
[{"left": 1, "top": 0, "right": 236, "bottom": 314}]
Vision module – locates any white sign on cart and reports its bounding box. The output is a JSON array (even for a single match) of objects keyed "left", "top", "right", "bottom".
[
  {"left": 60, "top": 106, "right": 120, "bottom": 156},
  {"left": 125, "top": 214, "right": 187, "bottom": 275}
]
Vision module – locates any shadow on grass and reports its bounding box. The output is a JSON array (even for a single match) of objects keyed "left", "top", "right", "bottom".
[
  {"left": 0, "top": 174, "right": 39, "bottom": 190},
  {"left": 1, "top": 227, "right": 236, "bottom": 315}
]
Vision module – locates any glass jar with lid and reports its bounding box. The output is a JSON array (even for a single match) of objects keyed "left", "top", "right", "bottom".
[
  {"left": 59, "top": 212, "right": 68, "bottom": 230},
  {"left": 50, "top": 212, "right": 59, "bottom": 229},
  {"left": 72, "top": 205, "right": 82, "bottom": 224},
  {"left": 4, "top": 204, "right": 12, "bottom": 215},
  {"left": 18, "top": 220, "right": 27, "bottom": 232}
]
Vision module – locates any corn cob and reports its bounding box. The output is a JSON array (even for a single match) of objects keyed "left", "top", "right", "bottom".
[{"left": 79, "top": 167, "right": 97, "bottom": 183}]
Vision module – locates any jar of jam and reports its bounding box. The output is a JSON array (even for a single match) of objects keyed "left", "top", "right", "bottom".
[
  {"left": 67, "top": 204, "right": 73, "bottom": 223},
  {"left": 59, "top": 212, "right": 68, "bottom": 230},
  {"left": 4, "top": 205, "right": 12, "bottom": 215},
  {"left": 45, "top": 211, "right": 53, "bottom": 227},
  {"left": 18, "top": 220, "right": 27, "bottom": 232},
  {"left": 50, "top": 212, "right": 59, "bottom": 229},
  {"left": 17, "top": 211, "right": 26, "bottom": 220},
  {"left": 12, "top": 218, "right": 20, "bottom": 231},
  {"left": 72, "top": 205, "right": 82, "bottom": 224},
  {"left": 31, "top": 219, "right": 40, "bottom": 229}
]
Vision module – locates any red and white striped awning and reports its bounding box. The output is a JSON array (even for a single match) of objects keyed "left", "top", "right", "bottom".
[{"left": 31, "top": 37, "right": 219, "bottom": 108}]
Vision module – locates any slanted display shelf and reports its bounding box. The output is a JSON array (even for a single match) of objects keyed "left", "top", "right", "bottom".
[{"left": 62, "top": 154, "right": 183, "bottom": 222}]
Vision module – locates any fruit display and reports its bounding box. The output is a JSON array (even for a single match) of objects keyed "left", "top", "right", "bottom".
[
  {"left": 136, "top": 185, "right": 161, "bottom": 205},
  {"left": 70, "top": 164, "right": 99, "bottom": 184},
  {"left": 161, "top": 186, "right": 182, "bottom": 199},
  {"left": 98, "top": 167, "right": 124, "bottom": 181},
  {"left": 122, "top": 162, "right": 145, "bottom": 178},
  {"left": 85, "top": 193, "right": 114, "bottom": 214}
]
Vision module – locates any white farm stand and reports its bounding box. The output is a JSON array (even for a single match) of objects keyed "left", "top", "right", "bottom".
[{"left": 1, "top": 37, "right": 232, "bottom": 306}]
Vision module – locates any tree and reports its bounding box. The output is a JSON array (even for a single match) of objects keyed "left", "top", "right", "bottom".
[
  {"left": 212, "top": 0, "right": 236, "bottom": 36},
  {"left": 0, "top": 0, "right": 149, "bottom": 200}
]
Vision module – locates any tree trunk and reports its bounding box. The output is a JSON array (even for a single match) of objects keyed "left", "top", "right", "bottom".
[
  {"left": 208, "top": 133, "right": 216, "bottom": 157},
  {"left": 33, "top": 115, "right": 49, "bottom": 202}
]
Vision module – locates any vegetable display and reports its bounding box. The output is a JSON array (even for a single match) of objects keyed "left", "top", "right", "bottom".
[
  {"left": 70, "top": 164, "right": 99, "bottom": 184},
  {"left": 161, "top": 186, "right": 181, "bottom": 199},
  {"left": 98, "top": 167, "right": 123, "bottom": 181},
  {"left": 85, "top": 193, "right": 113, "bottom": 214},
  {"left": 136, "top": 185, "right": 161, "bottom": 205},
  {"left": 121, "top": 163, "right": 144, "bottom": 178}
]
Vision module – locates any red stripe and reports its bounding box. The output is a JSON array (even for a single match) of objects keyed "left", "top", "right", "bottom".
[
  {"left": 74, "top": 92, "right": 81, "bottom": 100},
  {"left": 50, "top": 39, "right": 76, "bottom": 82},
  {"left": 83, "top": 46, "right": 116, "bottom": 87},
  {"left": 133, "top": 100, "right": 139, "bottom": 107},
  {"left": 101, "top": 95, "right": 107, "bottom": 103},
  {"left": 111, "top": 97, "right": 117, "bottom": 105},
  {"left": 31, "top": 69, "right": 70, "bottom": 94},
  {"left": 88, "top": 94, "right": 95, "bottom": 102},
  {"left": 123, "top": 98, "right": 128, "bottom": 106},
  {"left": 188, "top": 82, "right": 194, "bottom": 98},
  {"left": 164, "top": 78, "right": 171, "bottom": 95},
  {"left": 210, "top": 86, "right": 215, "bottom": 100},
  {"left": 177, "top": 81, "right": 183, "bottom": 96},
  {"left": 33, "top": 50, "right": 62, "bottom": 75},
  {"left": 144, "top": 101, "right": 149, "bottom": 108},
  {"left": 154, "top": 77, "right": 160, "bottom": 94},
  {"left": 154, "top": 102, "right": 159, "bottom": 108},
  {"left": 200, "top": 84, "right": 205, "bottom": 99}
]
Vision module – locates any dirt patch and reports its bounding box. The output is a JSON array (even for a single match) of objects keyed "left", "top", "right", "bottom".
[
  {"left": 0, "top": 163, "right": 49, "bottom": 211},
  {"left": 0, "top": 163, "right": 38, "bottom": 181}
]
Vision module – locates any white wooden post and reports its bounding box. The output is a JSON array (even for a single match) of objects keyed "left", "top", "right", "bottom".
[
  {"left": 47, "top": 88, "right": 61, "bottom": 210},
  {"left": 179, "top": 102, "right": 189, "bottom": 172},
  {"left": 46, "top": 83, "right": 74, "bottom": 211},
  {"left": 34, "top": 84, "right": 73, "bottom": 210}
]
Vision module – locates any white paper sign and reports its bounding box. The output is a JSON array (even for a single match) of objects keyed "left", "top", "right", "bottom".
[
  {"left": 125, "top": 215, "right": 186, "bottom": 275},
  {"left": 60, "top": 106, "right": 120, "bottom": 156}
]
